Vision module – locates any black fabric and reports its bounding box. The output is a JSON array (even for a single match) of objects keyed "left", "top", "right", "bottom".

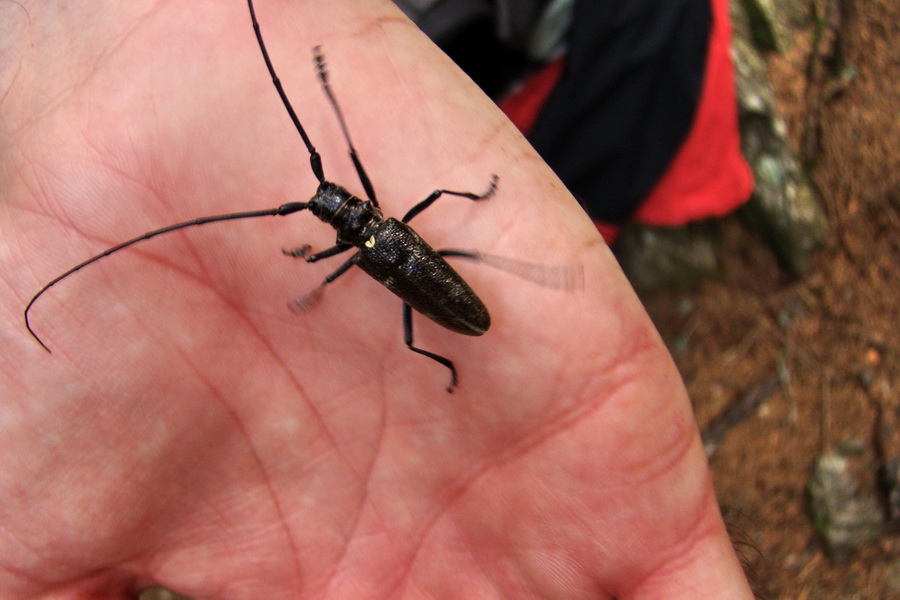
[
  {"left": 394, "top": 0, "right": 549, "bottom": 49},
  {"left": 400, "top": 0, "right": 712, "bottom": 223},
  {"left": 528, "top": 0, "right": 711, "bottom": 221},
  {"left": 440, "top": 17, "right": 536, "bottom": 98},
  {"left": 394, "top": 0, "right": 493, "bottom": 42}
]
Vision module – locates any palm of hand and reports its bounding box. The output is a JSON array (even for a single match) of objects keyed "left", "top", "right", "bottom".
[{"left": 0, "top": 2, "right": 748, "bottom": 598}]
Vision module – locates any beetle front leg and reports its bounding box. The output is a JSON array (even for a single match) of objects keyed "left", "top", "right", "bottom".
[
  {"left": 288, "top": 252, "right": 358, "bottom": 312},
  {"left": 401, "top": 175, "right": 498, "bottom": 223},
  {"left": 403, "top": 302, "right": 457, "bottom": 393},
  {"left": 282, "top": 243, "right": 353, "bottom": 262}
]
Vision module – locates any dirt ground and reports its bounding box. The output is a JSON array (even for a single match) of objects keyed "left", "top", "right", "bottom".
[{"left": 639, "top": 1, "right": 899, "bottom": 597}]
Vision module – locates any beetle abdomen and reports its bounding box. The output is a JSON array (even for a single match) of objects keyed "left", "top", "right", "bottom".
[{"left": 353, "top": 219, "right": 489, "bottom": 336}]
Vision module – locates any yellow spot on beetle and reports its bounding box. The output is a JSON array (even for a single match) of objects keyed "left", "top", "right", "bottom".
[{"left": 365, "top": 236, "right": 376, "bottom": 248}]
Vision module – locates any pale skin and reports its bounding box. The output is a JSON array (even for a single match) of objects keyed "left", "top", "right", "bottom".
[{"left": 0, "top": 1, "right": 753, "bottom": 598}]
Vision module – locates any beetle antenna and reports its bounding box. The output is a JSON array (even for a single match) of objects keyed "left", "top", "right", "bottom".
[
  {"left": 312, "top": 47, "right": 378, "bottom": 206},
  {"left": 247, "top": 0, "right": 325, "bottom": 183},
  {"left": 24, "top": 202, "right": 309, "bottom": 351},
  {"left": 247, "top": 0, "right": 379, "bottom": 204}
]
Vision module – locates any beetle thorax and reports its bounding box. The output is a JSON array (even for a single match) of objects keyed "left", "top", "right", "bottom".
[{"left": 309, "top": 181, "right": 382, "bottom": 246}]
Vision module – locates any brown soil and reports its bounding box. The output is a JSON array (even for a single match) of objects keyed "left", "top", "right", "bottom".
[{"left": 639, "top": 1, "right": 899, "bottom": 597}]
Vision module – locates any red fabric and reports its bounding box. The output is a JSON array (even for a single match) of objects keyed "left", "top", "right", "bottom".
[
  {"left": 631, "top": 0, "right": 752, "bottom": 227},
  {"left": 592, "top": 221, "right": 622, "bottom": 244},
  {"left": 499, "top": 57, "right": 564, "bottom": 134},
  {"left": 498, "top": 0, "right": 752, "bottom": 245}
]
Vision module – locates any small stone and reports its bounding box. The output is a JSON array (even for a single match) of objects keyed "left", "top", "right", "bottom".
[{"left": 807, "top": 452, "right": 885, "bottom": 562}]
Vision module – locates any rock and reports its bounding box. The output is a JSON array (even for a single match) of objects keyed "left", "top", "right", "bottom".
[
  {"left": 731, "top": 33, "right": 828, "bottom": 276},
  {"left": 612, "top": 224, "right": 719, "bottom": 290},
  {"left": 807, "top": 451, "right": 885, "bottom": 563},
  {"left": 729, "top": 0, "right": 809, "bottom": 53}
]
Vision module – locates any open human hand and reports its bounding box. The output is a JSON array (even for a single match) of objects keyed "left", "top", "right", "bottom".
[{"left": 0, "top": 1, "right": 752, "bottom": 598}]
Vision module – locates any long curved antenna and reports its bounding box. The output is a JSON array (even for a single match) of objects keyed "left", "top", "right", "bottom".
[
  {"left": 247, "top": 0, "right": 324, "bottom": 183},
  {"left": 313, "top": 48, "right": 378, "bottom": 206},
  {"left": 24, "top": 202, "right": 309, "bottom": 352}
]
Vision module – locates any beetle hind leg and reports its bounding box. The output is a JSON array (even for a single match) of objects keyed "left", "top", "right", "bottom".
[{"left": 403, "top": 303, "right": 457, "bottom": 393}]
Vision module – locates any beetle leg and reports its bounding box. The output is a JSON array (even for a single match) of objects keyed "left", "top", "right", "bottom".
[
  {"left": 288, "top": 252, "right": 358, "bottom": 312},
  {"left": 282, "top": 243, "right": 353, "bottom": 262},
  {"left": 401, "top": 174, "right": 498, "bottom": 223},
  {"left": 438, "top": 249, "right": 479, "bottom": 260},
  {"left": 403, "top": 302, "right": 457, "bottom": 393}
]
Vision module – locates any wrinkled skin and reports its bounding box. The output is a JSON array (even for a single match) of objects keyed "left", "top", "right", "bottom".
[{"left": 0, "top": 1, "right": 753, "bottom": 598}]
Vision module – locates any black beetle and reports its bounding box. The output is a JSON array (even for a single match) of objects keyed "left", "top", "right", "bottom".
[{"left": 24, "top": 0, "right": 574, "bottom": 392}]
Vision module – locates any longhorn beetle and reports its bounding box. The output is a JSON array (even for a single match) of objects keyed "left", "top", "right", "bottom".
[{"left": 24, "top": 0, "right": 572, "bottom": 392}]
